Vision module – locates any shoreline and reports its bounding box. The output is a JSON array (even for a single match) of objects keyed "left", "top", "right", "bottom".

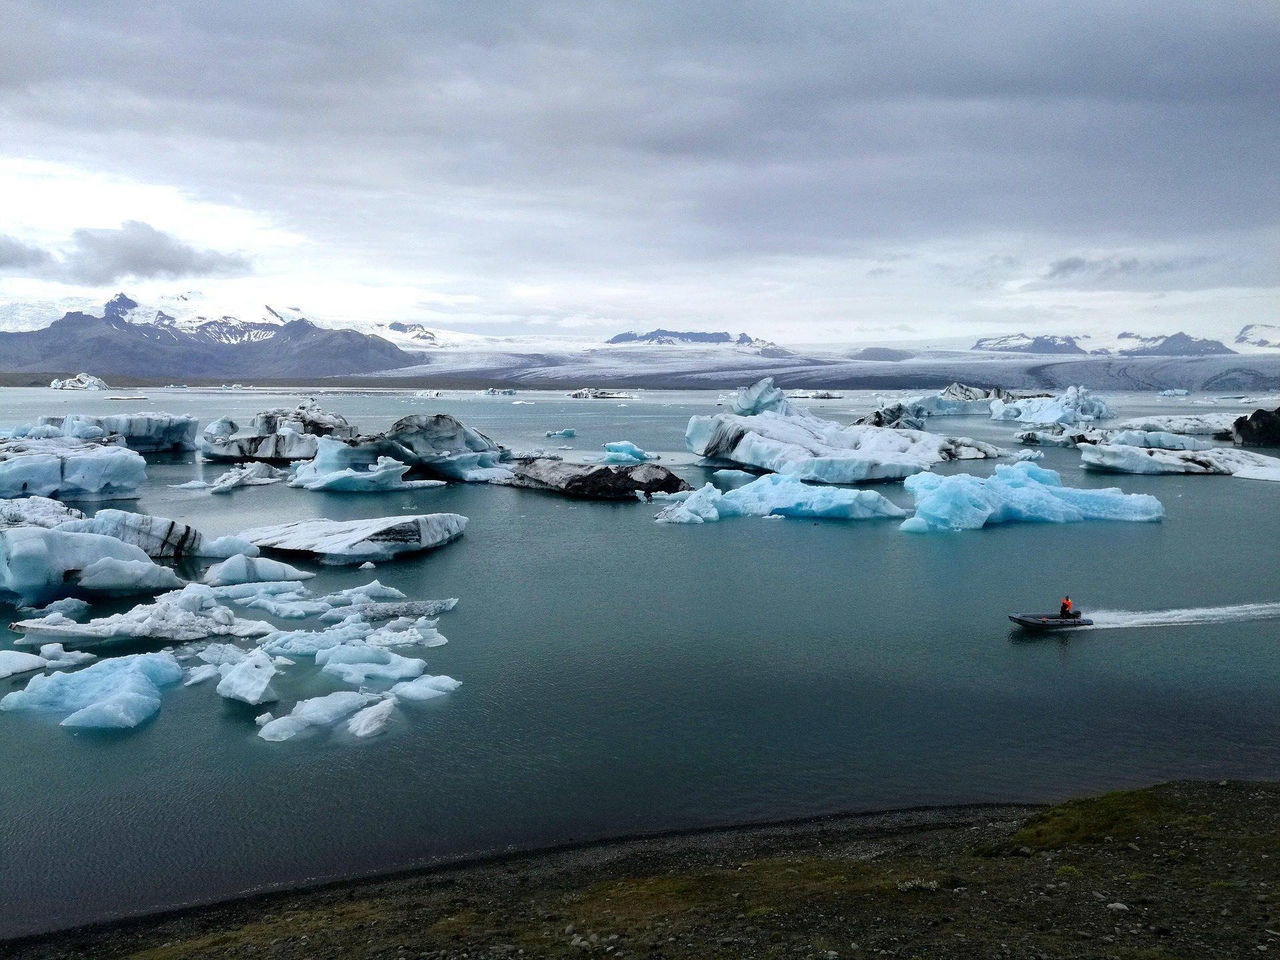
[{"left": 8, "top": 780, "right": 1279, "bottom": 959}]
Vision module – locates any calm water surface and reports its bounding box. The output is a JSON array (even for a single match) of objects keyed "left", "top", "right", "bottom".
[{"left": 1, "top": 386, "right": 1278, "bottom": 936}]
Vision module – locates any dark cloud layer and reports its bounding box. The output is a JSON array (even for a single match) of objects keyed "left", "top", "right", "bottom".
[
  {"left": 61, "top": 221, "right": 250, "bottom": 285},
  {"left": 0, "top": 235, "right": 52, "bottom": 270},
  {"left": 0, "top": 1, "right": 1275, "bottom": 333}
]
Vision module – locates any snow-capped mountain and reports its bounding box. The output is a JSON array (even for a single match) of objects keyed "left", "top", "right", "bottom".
[
  {"left": 608, "top": 329, "right": 769, "bottom": 347},
  {"left": 1236, "top": 324, "right": 1280, "bottom": 349},
  {"left": 0, "top": 293, "right": 415, "bottom": 379},
  {"left": 974, "top": 331, "right": 1234, "bottom": 357}
]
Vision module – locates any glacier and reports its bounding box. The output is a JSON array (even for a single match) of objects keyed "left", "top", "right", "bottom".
[
  {"left": 686, "top": 378, "right": 999, "bottom": 484},
  {"left": 655, "top": 474, "right": 907, "bottom": 524},
  {"left": 900, "top": 462, "right": 1165, "bottom": 532},
  {"left": 0, "top": 437, "right": 147, "bottom": 501},
  {"left": 0, "top": 651, "right": 182, "bottom": 729},
  {"left": 238, "top": 513, "right": 468, "bottom": 565}
]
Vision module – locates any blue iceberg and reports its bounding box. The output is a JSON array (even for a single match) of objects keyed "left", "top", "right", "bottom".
[
  {"left": 655, "top": 474, "right": 907, "bottom": 524},
  {"left": 0, "top": 651, "right": 182, "bottom": 729},
  {"left": 900, "top": 462, "right": 1164, "bottom": 532}
]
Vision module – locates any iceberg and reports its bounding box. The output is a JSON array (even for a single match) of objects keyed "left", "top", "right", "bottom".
[
  {"left": 1080, "top": 444, "right": 1280, "bottom": 477},
  {"left": 655, "top": 475, "right": 907, "bottom": 524},
  {"left": 19, "top": 597, "right": 91, "bottom": 620},
  {"left": 859, "top": 383, "right": 1016, "bottom": 425},
  {"left": 202, "top": 553, "right": 314, "bottom": 586},
  {"left": 330, "top": 414, "right": 511, "bottom": 482},
  {"left": 288, "top": 437, "right": 448, "bottom": 493},
  {"left": 687, "top": 378, "right": 999, "bottom": 485},
  {"left": 315, "top": 644, "right": 426, "bottom": 685},
  {"left": 390, "top": 674, "right": 461, "bottom": 702},
  {"left": 900, "top": 462, "right": 1164, "bottom": 532},
  {"left": 215, "top": 649, "right": 278, "bottom": 705},
  {"left": 544, "top": 428, "right": 576, "bottom": 439},
  {"left": 0, "top": 650, "right": 48, "bottom": 680},
  {"left": 0, "top": 528, "right": 179, "bottom": 605},
  {"left": 1106, "top": 431, "right": 1211, "bottom": 452},
  {"left": 259, "top": 617, "right": 374, "bottom": 657},
  {"left": 347, "top": 697, "right": 397, "bottom": 737},
  {"left": 0, "top": 496, "right": 83, "bottom": 529},
  {"left": 0, "top": 651, "right": 182, "bottom": 729},
  {"left": 206, "top": 462, "right": 288, "bottom": 494},
  {"left": 56, "top": 509, "right": 257, "bottom": 559},
  {"left": 238, "top": 513, "right": 467, "bottom": 565},
  {"left": 0, "top": 437, "right": 147, "bottom": 501},
  {"left": 989, "top": 386, "right": 1114, "bottom": 425},
  {"left": 258, "top": 691, "right": 374, "bottom": 742},
  {"left": 1113, "top": 414, "right": 1234, "bottom": 437},
  {"left": 199, "top": 401, "right": 357, "bottom": 462},
  {"left": 29, "top": 413, "right": 197, "bottom": 452},
  {"left": 49, "top": 373, "right": 108, "bottom": 391},
  {"left": 503, "top": 458, "right": 691, "bottom": 500},
  {"left": 9, "top": 584, "right": 272, "bottom": 647},
  {"left": 0, "top": 644, "right": 96, "bottom": 681},
  {"left": 598, "top": 441, "right": 654, "bottom": 465}
]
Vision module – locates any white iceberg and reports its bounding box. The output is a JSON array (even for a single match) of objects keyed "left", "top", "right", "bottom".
[
  {"left": 900, "top": 462, "right": 1164, "bottom": 532},
  {"left": 257, "top": 690, "right": 374, "bottom": 742},
  {"left": 544, "top": 428, "right": 576, "bottom": 439},
  {"left": 9, "top": 583, "right": 272, "bottom": 647},
  {"left": 215, "top": 649, "right": 278, "bottom": 705},
  {"left": 238, "top": 513, "right": 467, "bottom": 565},
  {"left": 0, "top": 650, "right": 48, "bottom": 680},
  {"left": 0, "top": 496, "right": 84, "bottom": 529},
  {"left": 655, "top": 475, "right": 906, "bottom": 524},
  {"left": 0, "top": 528, "right": 179, "bottom": 605},
  {"left": 56, "top": 509, "right": 256, "bottom": 559},
  {"left": 202, "top": 553, "right": 314, "bottom": 586},
  {"left": 687, "top": 378, "right": 998, "bottom": 484},
  {"left": 207, "top": 462, "right": 289, "bottom": 494},
  {"left": 259, "top": 617, "right": 374, "bottom": 657},
  {"left": 989, "top": 386, "right": 1114, "bottom": 426},
  {"left": 347, "top": 697, "right": 397, "bottom": 737},
  {"left": 288, "top": 437, "right": 447, "bottom": 493},
  {"left": 29, "top": 413, "right": 197, "bottom": 452},
  {"left": 1106, "top": 430, "right": 1212, "bottom": 452},
  {"left": 1112, "top": 414, "right": 1235, "bottom": 436},
  {"left": 49, "top": 373, "right": 108, "bottom": 391},
  {"left": 19, "top": 597, "right": 91, "bottom": 620},
  {"left": 390, "top": 674, "right": 461, "bottom": 702},
  {"left": 0, "top": 651, "right": 182, "bottom": 729},
  {"left": 315, "top": 644, "right": 426, "bottom": 685},
  {"left": 1080, "top": 444, "right": 1280, "bottom": 477},
  {"left": 598, "top": 441, "right": 654, "bottom": 465},
  {"left": 0, "top": 437, "right": 147, "bottom": 501}
]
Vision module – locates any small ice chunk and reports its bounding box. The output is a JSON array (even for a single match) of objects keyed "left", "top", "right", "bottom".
[
  {"left": 258, "top": 691, "right": 373, "bottom": 742},
  {"left": 0, "top": 650, "right": 48, "bottom": 680},
  {"left": 215, "top": 649, "right": 278, "bottom": 705},
  {"left": 359, "top": 561, "right": 376, "bottom": 570},
  {"left": 38, "top": 643, "right": 95, "bottom": 669},
  {"left": 254, "top": 711, "right": 273, "bottom": 726},
  {"left": 315, "top": 645, "right": 426, "bottom": 685},
  {"left": 20, "top": 597, "right": 92, "bottom": 620},
  {"left": 347, "top": 697, "right": 396, "bottom": 737},
  {"left": 203, "top": 553, "right": 315, "bottom": 586},
  {"left": 77, "top": 557, "right": 184, "bottom": 593},
  {"left": 184, "top": 663, "right": 220, "bottom": 686},
  {"left": 390, "top": 674, "right": 461, "bottom": 702}
]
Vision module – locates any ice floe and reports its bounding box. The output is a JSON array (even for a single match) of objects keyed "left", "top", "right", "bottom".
[
  {"left": 215, "top": 650, "right": 278, "bottom": 705},
  {"left": 9, "top": 584, "right": 272, "bottom": 647},
  {"left": 598, "top": 441, "right": 654, "bottom": 464},
  {"left": 1106, "top": 431, "right": 1211, "bottom": 451},
  {"left": 199, "top": 401, "right": 357, "bottom": 462},
  {"left": 50, "top": 373, "right": 108, "bottom": 391},
  {"left": 0, "top": 437, "right": 147, "bottom": 501},
  {"left": 336, "top": 414, "right": 511, "bottom": 482},
  {"left": 687, "top": 378, "right": 999, "bottom": 484},
  {"left": 24, "top": 413, "right": 197, "bottom": 452},
  {"left": 1112, "top": 414, "right": 1235, "bottom": 436},
  {"left": 57, "top": 509, "right": 256, "bottom": 559},
  {"left": 390, "top": 674, "right": 462, "bottom": 701},
  {"left": 315, "top": 645, "right": 426, "bottom": 685},
  {"left": 900, "top": 462, "right": 1164, "bottom": 532},
  {"left": 288, "top": 437, "right": 447, "bottom": 493},
  {"left": 347, "top": 698, "right": 397, "bottom": 737},
  {"left": 544, "top": 428, "right": 576, "bottom": 439},
  {"left": 655, "top": 475, "right": 906, "bottom": 524},
  {"left": 238, "top": 513, "right": 467, "bottom": 565},
  {"left": 989, "top": 386, "right": 1114, "bottom": 426},
  {"left": 504, "top": 458, "right": 691, "bottom": 499},
  {"left": 0, "top": 651, "right": 182, "bottom": 729},
  {"left": 257, "top": 691, "right": 375, "bottom": 742},
  {"left": 0, "top": 496, "right": 83, "bottom": 529},
  {"left": 202, "top": 553, "right": 314, "bottom": 586},
  {"left": 0, "top": 643, "right": 96, "bottom": 680},
  {"left": 1080, "top": 444, "right": 1280, "bottom": 478},
  {"left": 0, "top": 528, "right": 180, "bottom": 605}
]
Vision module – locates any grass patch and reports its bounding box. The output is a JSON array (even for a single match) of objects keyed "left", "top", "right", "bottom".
[{"left": 1008, "top": 787, "right": 1182, "bottom": 851}]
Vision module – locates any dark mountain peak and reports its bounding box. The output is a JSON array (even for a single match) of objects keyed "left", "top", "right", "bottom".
[
  {"left": 608, "top": 328, "right": 767, "bottom": 346},
  {"left": 103, "top": 293, "right": 138, "bottom": 321}
]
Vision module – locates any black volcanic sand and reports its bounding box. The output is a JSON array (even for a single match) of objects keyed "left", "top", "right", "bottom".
[{"left": 5, "top": 781, "right": 1279, "bottom": 959}]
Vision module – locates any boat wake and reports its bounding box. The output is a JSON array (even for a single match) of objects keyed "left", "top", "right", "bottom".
[{"left": 1086, "top": 602, "right": 1280, "bottom": 630}]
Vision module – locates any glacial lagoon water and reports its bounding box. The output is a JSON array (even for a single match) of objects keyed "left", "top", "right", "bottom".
[{"left": 2, "top": 386, "right": 1280, "bottom": 937}]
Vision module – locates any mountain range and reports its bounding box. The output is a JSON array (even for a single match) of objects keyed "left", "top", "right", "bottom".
[{"left": 972, "top": 331, "right": 1240, "bottom": 356}]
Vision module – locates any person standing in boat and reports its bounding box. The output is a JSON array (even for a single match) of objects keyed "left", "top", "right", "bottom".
[{"left": 1059, "top": 595, "right": 1073, "bottom": 618}]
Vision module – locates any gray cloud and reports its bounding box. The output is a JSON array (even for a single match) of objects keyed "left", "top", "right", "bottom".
[
  {"left": 0, "top": 235, "right": 52, "bottom": 270},
  {"left": 0, "top": 1, "right": 1276, "bottom": 336},
  {"left": 61, "top": 221, "right": 250, "bottom": 285}
]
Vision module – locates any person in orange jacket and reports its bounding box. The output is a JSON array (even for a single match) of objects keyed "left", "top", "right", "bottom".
[{"left": 1059, "top": 595, "right": 1073, "bottom": 618}]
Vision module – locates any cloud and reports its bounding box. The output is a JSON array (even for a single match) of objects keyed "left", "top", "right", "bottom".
[
  {"left": 0, "top": 234, "right": 52, "bottom": 270},
  {"left": 60, "top": 221, "right": 251, "bottom": 284}
]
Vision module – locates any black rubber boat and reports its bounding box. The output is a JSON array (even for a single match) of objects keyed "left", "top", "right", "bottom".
[{"left": 1008, "top": 613, "right": 1094, "bottom": 630}]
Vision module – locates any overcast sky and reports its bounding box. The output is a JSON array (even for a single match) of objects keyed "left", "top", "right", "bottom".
[{"left": 0, "top": 1, "right": 1275, "bottom": 343}]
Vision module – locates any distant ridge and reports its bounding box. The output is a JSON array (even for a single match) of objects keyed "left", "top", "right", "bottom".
[
  {"left": 608, "top": 328, "right": 768, "bottom": 346},
  {"left": 0, "top": 294, "right": 416, "bottom": 378},
  {"left": 974, "top": 331, "right": 1233, "bottom": 357}
]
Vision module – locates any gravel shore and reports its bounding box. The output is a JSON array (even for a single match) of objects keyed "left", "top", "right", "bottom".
[{"left": 5, "top": 780, "right": 1277, "bottom": 960}]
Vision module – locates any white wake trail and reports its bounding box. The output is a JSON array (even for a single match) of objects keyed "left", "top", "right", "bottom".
[{"left": 1086, "top": 602, "right": 1280, "bottom": 630}]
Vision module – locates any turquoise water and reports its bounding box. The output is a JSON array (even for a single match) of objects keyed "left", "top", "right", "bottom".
[{"left": 1, "top": 387, "right": 1279, "bottom": 937}]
